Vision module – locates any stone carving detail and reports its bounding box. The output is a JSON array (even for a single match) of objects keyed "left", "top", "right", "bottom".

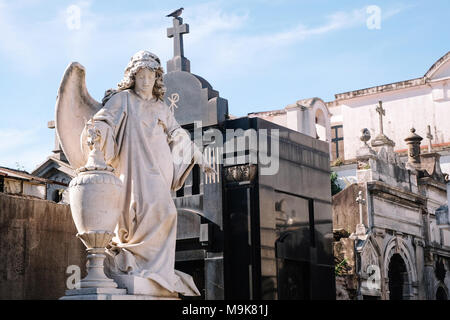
[
  {"left": 361, "top": 240, "right": 379, "bottom": 277},
  {"left": 413, "top": 238, "right": 425, "bottom": 248},
  {"left": 167, "top": 92, "right": 180, "bottom": 113},
  {"left": 360, "top": 128, "right": 371, "bottom": 145},
  {"left": 69, "top": 173, "right": 122, "bottom": 187},
  {"left": 356, "top": 128, "right": 376, "bottom": 169},
  {"left": 225, "top": 164, "right": 257, "bottom": 183}
]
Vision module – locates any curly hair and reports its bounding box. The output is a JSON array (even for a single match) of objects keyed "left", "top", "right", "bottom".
[{"left": 103, "top": 51, "right": 166, "bottom": 104}]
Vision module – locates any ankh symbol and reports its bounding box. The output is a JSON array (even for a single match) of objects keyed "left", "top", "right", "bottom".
[{"left": 168, "top": 93, "right": 180, "bottom": 113}]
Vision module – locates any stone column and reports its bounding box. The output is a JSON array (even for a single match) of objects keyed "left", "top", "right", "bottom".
[
  {"left": 447, "top": 178, "right": 450, "bottom": 209},
  {"left": 414, "top": 238, "right": 426, "bottom": 300},
  {"left": 285, "top": 103, "right": 315, "bottom": 138}
]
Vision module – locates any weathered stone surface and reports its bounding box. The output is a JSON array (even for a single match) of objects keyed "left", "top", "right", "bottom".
[
  {"left": 332, "top": 183, "right": 367, "bottom": 235},
  {"left": 163, "top": 71, "right": 228, "bottom": 127},
  {"left": 0, "top": 193, "right": 85, "bottom": 299},
  {"left": 333, "top": 125, "right": 450, "bottom": 300}
]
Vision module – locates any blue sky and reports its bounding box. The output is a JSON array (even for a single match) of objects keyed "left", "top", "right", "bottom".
[{"left": 0, "top": 0, "right": 449, "bottom": 172}]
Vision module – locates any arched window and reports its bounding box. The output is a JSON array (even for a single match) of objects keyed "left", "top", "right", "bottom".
[
  {"left": 388, "top": 253, "right": 409, "bottom": 300},
  {"left": 315, "top": 109, "right": 326, "bottom": 142}
]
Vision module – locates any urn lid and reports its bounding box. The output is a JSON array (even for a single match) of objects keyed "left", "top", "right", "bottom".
[{"left": 404, "top": 128, "right": 423, "bottom": 144}]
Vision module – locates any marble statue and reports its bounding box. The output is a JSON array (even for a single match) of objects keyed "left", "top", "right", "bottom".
[{"left": 56, "top": 50, "right": 214, "bottom": 298}]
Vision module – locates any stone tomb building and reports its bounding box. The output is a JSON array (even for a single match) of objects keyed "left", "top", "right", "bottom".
[
  {"left": 162, "top": 16, "right": 335, "bottom": 300},
  {"left": 246, "top": 52, "right": 450, "bottom": 191},
  {"left": 328, "top": 52, "right": 450, "bottom": 188},
  {"left": 333, "top": 128, "right": 449, "bottom": 300},
  {"left": 328, "top": 51, "right": 450, "bottom": 165},
  {"left": 0, "top": 166, "right": 67, "bottom": 201}
]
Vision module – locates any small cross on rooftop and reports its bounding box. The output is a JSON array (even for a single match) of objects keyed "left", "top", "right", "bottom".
[
  {"left": 426, "top": 125, "right": 434, "bottom": 153},
  {"left": 375, "top": 101, "right": 385, "bottom": 135}
]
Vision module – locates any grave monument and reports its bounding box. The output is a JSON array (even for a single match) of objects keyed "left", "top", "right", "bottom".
[
  {"left": 56, "top": 49, "right": 214, "bottom": 299},
  {"left": 163, "top": 13, "right": 336, "bottom": 300},
  {"left": 53, "top": 10, "right": 335, "bottom": 300}
]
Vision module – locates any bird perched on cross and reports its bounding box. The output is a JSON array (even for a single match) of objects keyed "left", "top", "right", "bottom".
[{"left": 166, "top": 7, "right": 184, "bottom": 18}]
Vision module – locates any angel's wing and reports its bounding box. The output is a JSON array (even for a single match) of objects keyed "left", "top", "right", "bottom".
[{"left": 55, "top": 62, "right": 102, "bottom": 170}]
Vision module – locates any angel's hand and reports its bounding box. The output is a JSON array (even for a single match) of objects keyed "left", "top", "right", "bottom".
[
  {"left": 86, "top": 126, "right": 101, "bottom": 149},
  {"left": 200, "top": 163, "right": 217, "bottom": 181}
]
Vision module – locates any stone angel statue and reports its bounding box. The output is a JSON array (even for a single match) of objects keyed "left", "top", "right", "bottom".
[{"left": 55, "top": 50, "right": 215, "bottom": 297}]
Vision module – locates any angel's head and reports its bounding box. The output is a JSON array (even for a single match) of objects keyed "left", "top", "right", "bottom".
[{"left": 117, "top": 50, "right": 165, "bottom": 100}]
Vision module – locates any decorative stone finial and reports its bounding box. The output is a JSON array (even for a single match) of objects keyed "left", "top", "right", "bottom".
[
  {"left": 360, "top": 128, "right": 371, "bottom": 146},
  {"left": 356, "top": 128, "right": 376, "bottom": 161},
  {"left": 404, "top": 127, "right": 423, "bottom": 169}
]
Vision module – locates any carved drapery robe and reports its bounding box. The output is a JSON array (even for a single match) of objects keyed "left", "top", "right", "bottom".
[{"left": 81, "top": 89, "right": 199, "bottom": 295}]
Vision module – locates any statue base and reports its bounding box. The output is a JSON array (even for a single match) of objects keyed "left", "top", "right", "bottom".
[
  {"left": 350, "top": 224, "right": 368, "bottom": 241},
  {"left": 112, "top": 274, "right": 179, "bottom": 298},
  {"left": 59, "top": 287, "right": 179, "bottom": 300}
]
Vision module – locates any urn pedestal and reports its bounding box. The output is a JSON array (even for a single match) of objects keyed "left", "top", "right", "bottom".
[{"left": 60, "top": 169, "right": 126, "bottom": 299}]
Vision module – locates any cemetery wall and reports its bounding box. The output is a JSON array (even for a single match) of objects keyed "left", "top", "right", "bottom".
[{"left": 0, "top": 193, "right": 85, "bottom": 299}]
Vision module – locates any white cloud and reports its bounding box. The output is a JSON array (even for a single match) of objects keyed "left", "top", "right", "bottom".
[{"left": 183, "top": 7, "right": 369, "bottom": 76}]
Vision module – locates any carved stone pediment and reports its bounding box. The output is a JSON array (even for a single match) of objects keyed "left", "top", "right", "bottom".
[
  {"left": 360, "top": 239, "right": 380, "bottom": 278},
  {"left": 224, "top": 164, "right": 257, "bottom": 184}
]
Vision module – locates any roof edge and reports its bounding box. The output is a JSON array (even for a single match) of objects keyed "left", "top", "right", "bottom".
[{"left": 334, "top": 51, "right": 450, "bottom": 101}]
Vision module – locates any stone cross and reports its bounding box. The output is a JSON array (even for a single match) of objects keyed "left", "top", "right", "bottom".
[
  {"left": 375, "top": 101, "right": 385, "bottom": 135},
  {"left": 167, "top": 17, "right": 189, "bottom": 58},
  {"left": 426, "top": 125, "right": 433, "bottom": 153},
  {"left": 48, "top": 120, "right": 62, "bottom": 155},
  {"left": 166, "top": 17, "right": 191, "bottom": 73},
  {"left": 356, "top": 191, "right": 366, "bottom": 226}
]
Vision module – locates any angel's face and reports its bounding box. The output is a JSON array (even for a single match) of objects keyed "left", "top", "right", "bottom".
[{"left": 134, "top": 68, "right": 156, "bottom": 96}]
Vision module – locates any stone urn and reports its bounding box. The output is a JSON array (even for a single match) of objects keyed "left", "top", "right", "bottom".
[
  {"left": 68, "top": 124, "right": 123, "bottom": 288},
  {"left": 70, "top": 170, "right": 122, "bottom": 235}
]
